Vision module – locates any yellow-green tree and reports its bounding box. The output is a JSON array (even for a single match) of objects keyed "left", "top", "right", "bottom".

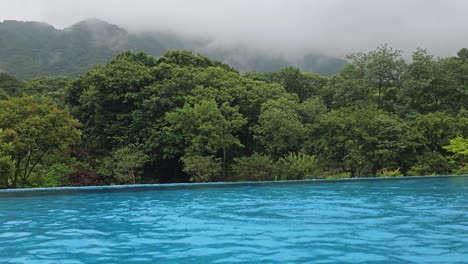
[
  {"left": 0, "top": 97, "right": 81, "bottom": 188},
  {"left": 444, "top": 137, "right": 468, "bottom": 174}
]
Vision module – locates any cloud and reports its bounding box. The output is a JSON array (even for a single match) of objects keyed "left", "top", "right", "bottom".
[{"left": 1, "top": 0, "right": 467, "bottom": 58}]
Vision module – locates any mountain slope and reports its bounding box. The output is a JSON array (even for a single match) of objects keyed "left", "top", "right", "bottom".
[{"left": 0, "top": 19, "right": 346, "bottom": 79}]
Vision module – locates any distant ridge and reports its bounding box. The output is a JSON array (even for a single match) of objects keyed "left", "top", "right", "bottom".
[{"left": 0, "top": 19, "right": 346, "bottom": 79}]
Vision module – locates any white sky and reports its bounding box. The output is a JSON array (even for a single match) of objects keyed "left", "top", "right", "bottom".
[{"left": 1, "top": 0, "right": 467, "bottom": 57}]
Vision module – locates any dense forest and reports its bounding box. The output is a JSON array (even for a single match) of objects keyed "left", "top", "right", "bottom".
[
  {"left": 0, "top": 44, "right": 468, "bottom": 188},
  {"left": 0, "top": 19, "right": 345, "bottom": 80}
]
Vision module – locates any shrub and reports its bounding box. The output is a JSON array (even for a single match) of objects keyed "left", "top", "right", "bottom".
[
  {"left": 66, "top": 166, "right": 104, "bottom": 186},
  {"left": 97, "top": 144, "right": 149, "bottom": 184},
  {"left": 277, "top": 152, "right": 319, "bottom": 180},
  {"left": 377, "top": 168, "right": 403, "bottom": 177},
  {"left": 407, "top": 152, "right": 452, "bottom": 176},
  {"left": 0, "top": 155, "right": 14, "bottom": 188},
  {"left": 181, "top": 155, "right": 222, "bottom": 182},
  {"left": 42, "top": 163, "right": 75, "bottom": 187},
  {"left": 231, "top": 154, "right": 275, "bottom": 181},
  {"left": 443, "top": 136, "right": 468, "bottom": 174}
]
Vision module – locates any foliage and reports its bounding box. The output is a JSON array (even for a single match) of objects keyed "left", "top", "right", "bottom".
[
  {"left": 312, "top": 106, "right": 406, "bottom": 177},
  {"left": 98, "top": 144, "right": 149, "bottom": 184},
  {"left": 377, "top": 168, "right": 404, "bottom": 177},
  {"left": 0, "top": 73, "right": 24, "bottom": 97},
  {"left": 345, "top": 43, "right": 406, "bottom": 109},
  {"left": 277, "top": 152, "right": 320, "bottom": 180},
  {"left": 0, "top": 97, "right": 81, "bottom": 187},
  {"left": 166, "top": 99, "right": 245, "bottom": 156},
  {"left": 35, "top": 163, "right": 76, "bottom": 187},
  {"left": 407, "top": 152, "right": 452, "bottom": 176},
  {"left": 3, "top": 44, "right": 468, "bottom": 187},
  {"left": 266, "top": 67, "right": 328, "bottom": 102},
  {"left": 181, "top": 155, "right": 222, "bottom": 182},
  {"left": 254, "top": 98, "right": 306, "bottom": 158},
  {"left": 0, "top": 154, "right": 14, "bottom": 188},
  {"left": 66, "top": 166, "right": 104, "bottom": 186},
  {"left": 411, "top": 111, "right": 456, "bottom": 152},
  {"left": 443, "top": 137, "right": 468, "bottom": 174},
  {"left": 325, "top": 172, "right": 351, "bottom": 180},
  {"left": 231, "top": 154, "right": 276, "bottom": 181},
  {"left": 24, "top": 76, "right": 72, "bottom": 104}
]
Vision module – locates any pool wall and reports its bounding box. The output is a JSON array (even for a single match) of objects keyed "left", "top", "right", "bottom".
[{"left": 1, "top": 175, "right": 466, "bottom": 197}]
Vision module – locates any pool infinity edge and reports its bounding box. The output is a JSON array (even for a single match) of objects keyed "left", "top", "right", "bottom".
[{"left": 1, "top": 174, "right": 467, "bottom": 198}]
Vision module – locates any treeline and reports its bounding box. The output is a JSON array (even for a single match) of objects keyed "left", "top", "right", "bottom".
[{"left": 0, "top": 45, "right": 467, "bottom": 188}]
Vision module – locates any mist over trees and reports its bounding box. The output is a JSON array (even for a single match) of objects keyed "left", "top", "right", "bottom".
[
  {"left": 0, "top": 44, "right": 467, "bottom": 188},
  {"left": 0, "top": 19, "right": 345, "bottom": 80}
]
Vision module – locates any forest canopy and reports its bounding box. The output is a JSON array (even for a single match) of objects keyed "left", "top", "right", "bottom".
[{"left": 1, "top": 45, "right": 467, "bottom": 188}]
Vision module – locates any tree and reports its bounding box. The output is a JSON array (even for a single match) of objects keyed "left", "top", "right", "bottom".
[
  {"left": 98, "top": 144, "right": 149, "bottom": 184},
  {"left": 437, "top": 49, "right": 468, "bottom": 113},
  {"left": 66, "top": 52, "right": 157, "bottom": 154},
  {"left": 266, "top": 67, "right": 328, "bottom": 102},
  {"left": 0, "top": 97, "right": 81, "bottom": 187},
  {"left": 400, "top": 48, "right": 468, "bottom": 115},
  {"left": 66, "top": 50, "right": 242, "bottom": 183},
  {"left": 0, "top": 153, "right": 14, "bottom": 188},
  {"left": 312, "top": 107, "right": 405, "bottom": 177},
  {"left": 166, "top": 99, "right": 246, "bottom": 178},
  {"left": 24, "top": 76, "right": 72, "bottom": 105},
  {"left": 346, "top": 44, "right": 406, "bottom": 109},
  {"left": 411, "top": 111, "right": 456, "bottom": 152},
  {"left": 253, "top": 98, "right": 306, "bottom": 159},
  {"left": 407, "top": 151, "right": 452, "bottom": 176},
  {"left": 0, "top": 73, "right": 24, "bottom": 97},
  {"left": 443, "top": 136, "right": 468, "bottom": 174}
]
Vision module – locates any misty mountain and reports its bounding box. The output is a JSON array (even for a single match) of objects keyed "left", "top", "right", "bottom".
[{"left": 0, "top": 19, "right": 346, "bottom": 80}]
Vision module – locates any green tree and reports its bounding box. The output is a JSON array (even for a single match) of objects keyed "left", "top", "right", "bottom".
[
  {"left": 443, "top": 136, "right": 468, "bottom": 174},
  {"left": 253, "top": 98, "right": 306, "bottom": 159},
  {"left": 267, "top": 67, "right": 328, "bottom": 102},
  {"left": 0, "top": 73, "right": 24, "bottom": 97},
  {"left": 346, "top": 44, "right": 406, "bottom": 109},
  {"left": 411, "top": 111, "right": 456, "bottom": 152},
  {"left": 98, "top": 144, "right": 149, "bottom": 184},
  {"left": 0, "top": 147, "right": 14, "bottom": 188},
  {"left": 407, "top": 152, "right": 452, "bottom": 176},
  {"left": 313, "top": 107, "right": 405, "bottom": 177},
  {"left": 24, "top": 76, "right": 72, "bottom": 104},
  {"left": 0, "top": 97, "right": 81, "bottom": 187},
  {"left": 401, "top": 48, "right": 440, "bottom": 114},
  {"left": 166, "top": 99, "right": 246, "bottom": 178}
]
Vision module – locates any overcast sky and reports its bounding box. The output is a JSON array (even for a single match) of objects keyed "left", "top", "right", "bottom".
[{"left": 1, "top": 0, "right": 467, "bottom": 58}]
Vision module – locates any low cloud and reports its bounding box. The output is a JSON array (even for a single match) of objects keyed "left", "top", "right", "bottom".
[{"left": 1, "top": 0, "right": 467, "bottom": 58}]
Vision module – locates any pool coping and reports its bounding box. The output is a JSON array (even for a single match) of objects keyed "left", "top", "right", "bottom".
[{"left": 1, "top": 174, "right": 466, "bottom": 197}]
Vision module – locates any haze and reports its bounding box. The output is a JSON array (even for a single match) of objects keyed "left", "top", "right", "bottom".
[{"left": 1, "top": 0, "right": 467, "bottom": 58}]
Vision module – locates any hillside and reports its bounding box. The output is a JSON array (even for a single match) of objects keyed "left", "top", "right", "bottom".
[{"left": 0, "top": 19, "right": 346, "bottom": 79}]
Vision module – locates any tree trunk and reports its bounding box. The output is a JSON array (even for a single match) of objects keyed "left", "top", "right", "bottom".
[
  {"left": 222, "top": 148, "right": 227, "bottom": 180},
  {"left": 13, "top": 156, "right": 22, "bottom": 188},
  {"left": 130, "top": 168, "right": 135, "bottom": 184}
]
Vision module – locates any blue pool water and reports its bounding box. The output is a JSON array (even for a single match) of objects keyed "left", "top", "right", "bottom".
[{"left": 0, "top": 176, "right": 467, "bottom": 263}]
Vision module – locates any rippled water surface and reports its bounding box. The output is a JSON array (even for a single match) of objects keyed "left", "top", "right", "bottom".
[{"left": 1, "top": 176, "right": 468, "bottom": 263}]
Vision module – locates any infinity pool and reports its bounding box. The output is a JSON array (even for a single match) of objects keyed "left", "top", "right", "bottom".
[{"left": 1, "top": 176, "right": 467, "bottom": 263}]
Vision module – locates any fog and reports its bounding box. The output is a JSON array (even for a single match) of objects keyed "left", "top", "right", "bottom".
[{"left": 1, "top": 0, "right": 468, "bottom": 58}]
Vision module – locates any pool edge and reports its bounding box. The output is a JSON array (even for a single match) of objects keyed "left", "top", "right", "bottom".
[{"left": 1, "top": 174, "right": 467, "bottom": 197}]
